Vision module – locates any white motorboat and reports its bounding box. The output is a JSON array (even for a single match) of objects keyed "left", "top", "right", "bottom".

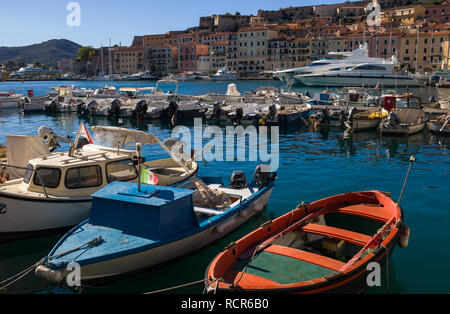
[
  {"left": 90, "top": 85, "right": 121, "bottom": 98},
  {"left": 296, "top": 60, "right": 419, "bottom": 87},
  {"left": 274, "top": 44, "right": 419, "bottom": 87},
  {"left": 21, "top": 95, "right": 51, "bottom": 114},
  {"left": 0, "top": 92, "right": 23, "bottom": 110},
  {"left": 0, "top": 127, "right": 198, "bottom": 242},
  {"left": 210, "top": 68, "right": 238, "bottom": 81}
]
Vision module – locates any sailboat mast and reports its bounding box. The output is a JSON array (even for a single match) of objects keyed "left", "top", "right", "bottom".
[
  {"left": 101, "top": 45, "right": 104, "bottom": 76},
  {"left": 415, "top": 25, "right": 420, "bottom": 73},
  {"left": 109, "top": 38, "right": 113, "bottom": 76}
]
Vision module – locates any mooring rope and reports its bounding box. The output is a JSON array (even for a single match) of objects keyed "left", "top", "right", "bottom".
[
  {"left": 144, "top": 277, "right": 222, "bottom": 295},
  {"left": 0, "top": 258, "right": 45, "bottom": 292},
  {"left": 382, "top": 245, "right": 390, "bottom": 290}
]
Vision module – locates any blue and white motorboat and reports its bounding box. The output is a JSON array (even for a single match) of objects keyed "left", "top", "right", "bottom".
[
  {"left": 308, "top": 90, "right": 340, "bottom": 106},
  {"left": 35, "top": 166, "right": 276, "bottom": 283}
]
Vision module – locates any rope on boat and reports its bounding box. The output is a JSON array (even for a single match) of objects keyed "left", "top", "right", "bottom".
[
  {"left": 144, "top": 277, "right": 222, "bottom": 295},
  {"left": 47, "top": 237, "right": 103, "bottom": 261},
  {"left": 382, "top": 245, "right": 390, "bottom": 290},
  {"left": 0, "top": 258, "right": 45, "bottom": 293}
]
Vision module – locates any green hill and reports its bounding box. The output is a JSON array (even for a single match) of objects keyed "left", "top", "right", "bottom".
[{"left": 0, "top": 39, "right": 82, "bottom": 66}]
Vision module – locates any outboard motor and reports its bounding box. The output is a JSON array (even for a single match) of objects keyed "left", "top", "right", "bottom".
[
  {"left": 229, "top": 170, "right": 247, "bottom": 189},
  {"left": 266, "top": 104, "right": 277, "bottom": 121},
  {"left": 38, "top": 126, "right": 73, "bottom": 152},
  {"left": 212, "top": 101, "right": 222, "bottom": 120},
  {"left": 107, "top": 99, "right": 121, "bottom": 117},
  {"left": 76, "top": 101, "right": 86, "bottom": 115},
  {"left": 168, "top": 100, "right": 179, "bottom": 124},
  {"left": 253, "top": 165, "right": 277, "bottom": 189},
  {"left": 132, "top": 100, "right": 148, "bottom": 118},
  {"left": 429, "top": 96, "right": 436, "bottom": 103},
  {"left": 320, "top": 108, "right": 330, "bottom": 124},
  {"left": 85, "top": 100, "right": 98, "bottom": 116},
  {"left": 386, "top": 112, "right": 400, "bottom": 128},
  {"left": 45, "top": 99, "right": 59, "bottom": 113},
  {"left": 231, "top": 107, "right": 244, "bottom": 125}
]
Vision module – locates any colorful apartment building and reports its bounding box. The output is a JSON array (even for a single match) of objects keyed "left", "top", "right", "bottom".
[
  {"left": 113, "top": 46, "right": 145, "bottom": 74},
  {"left": 381, "top": 5, "right": 426, "bottom": 26},
  {"left": 425, "top": 3, "right": 450, "bottom": 23},
  {"left": 288, "top": 37, "right": 313, "bottom": 68},
  {"left": 147, "top": 46, "right": 178, "bottom": 75},
  {"left": 236, "top": 27, "right": 278, "bottom": 73},
  {"left": 178, "top": 43, "right": 209, "bottom": 72},
  {"left": 399, "top": 30, "right": 450, "bottom": 72}
]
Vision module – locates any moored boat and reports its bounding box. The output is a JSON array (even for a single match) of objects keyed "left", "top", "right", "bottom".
[
  {"left": 0, "top": 127, "right": 198, "bottom": 242},
  {"left": 35, "top": 165, "right": 276, "bottom": 283},
  {"left": 380, "top": 93, "right": 426, "bottom": 136},
  {"left": 0, "top": 92, "right": 23, "bottom": 110},
  {"left": 205, "top": 190, "right": 409, "bottom": 294},
  {"left": 427, "top": 114, "right": 450, "bottom": 135},
  {"left": 345, "top": 108, "right": 389, "bottom": 132}
]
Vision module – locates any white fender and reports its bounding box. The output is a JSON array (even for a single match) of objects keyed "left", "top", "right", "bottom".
[
  {"left": 215, "top": 217, "right": 237, "bottom": 234},
  {"left": 398, "top": 224, "right": 410, "bottom": 249}
]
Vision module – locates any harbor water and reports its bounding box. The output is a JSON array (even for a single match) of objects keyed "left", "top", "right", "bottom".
[{"left": 0, "top": 80, "right": 449, "bottom": 294}]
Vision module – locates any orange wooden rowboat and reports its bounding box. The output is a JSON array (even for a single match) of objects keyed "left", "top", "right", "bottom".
[{"left": 205, "top": 191, "right": 409, "bottom": 294}]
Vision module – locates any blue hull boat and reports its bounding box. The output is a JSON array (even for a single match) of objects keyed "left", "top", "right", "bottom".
[{"left": 36, "top": 166, "right": 276, "bottom": 283}]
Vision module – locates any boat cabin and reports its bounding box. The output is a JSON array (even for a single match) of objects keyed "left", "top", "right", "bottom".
[
  {"left": 90, "top": 182, "right": 199, "bottom": 238},
  {"left": 21, "top": 145, "right": 139, "bottom": 197},
  {"left": 383, "top": 93, "right": 422, "bottom": 112}
]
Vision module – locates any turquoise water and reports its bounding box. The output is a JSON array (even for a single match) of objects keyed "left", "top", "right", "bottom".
[{"left": 0, "top": 80, "right": 449, "bottom": 294}]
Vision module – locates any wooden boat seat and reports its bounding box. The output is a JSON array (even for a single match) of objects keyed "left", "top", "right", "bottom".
[
  {"left": 224, "top": 270, "right": 280, "bottom": 287},
  {"left": 333, "top": 204, "right": 391, "bottom": 222},
  {"left": 301, "top": 223, "right": 371, "bottom": 247},
  {"left": 264, "top": 244, "right": 345, "bottom": 271}
]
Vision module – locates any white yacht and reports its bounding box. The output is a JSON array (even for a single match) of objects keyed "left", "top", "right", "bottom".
[
  {"left": 273, "top": 44, "right": 419, "bottom": 87},
  {"left": 210, "top": 68, "right": 238, "bottom": 81},
  {"left": 296, "top": 58, "right": 419, "bottom": 87}
]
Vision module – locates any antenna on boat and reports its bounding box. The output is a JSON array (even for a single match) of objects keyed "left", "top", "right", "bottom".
[
  {"left": 397, "top": 155, "right": 416, "bottom": 207},
  {"left": 136, "top": 142, "right": 143, "bottom": 192}
]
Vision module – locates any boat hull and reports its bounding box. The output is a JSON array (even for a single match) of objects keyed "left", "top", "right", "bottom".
[
  {"left": 380, "top": 123, "right": 425, "bottom": 135},
  {"left": 350, "top": 118, "right": 381, "bottom": 131},
  {"left": 47, "top": 186, "right": 273, "bottom": 281},
  {"left": 297, "top": 75, "right": 419, "bottom": 87},
  {"left": 0, "top": 99, "right": 20, "bottom": 109},
  {"left": 209, "top": 234, "right": 398, "bottom": 294},
  {"left": 0, "top": 195, "right": 91, "bottom": 234},
  {"left": 205, "top": 190, "right": 403, "bottom": 294}
]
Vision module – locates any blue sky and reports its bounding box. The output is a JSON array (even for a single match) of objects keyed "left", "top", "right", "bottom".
[{"left": 1, "top": 0, "right": 343, "bottom": 48}]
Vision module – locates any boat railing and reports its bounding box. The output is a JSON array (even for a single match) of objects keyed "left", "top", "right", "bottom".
[{"left": 0, "top": 163, "right": 49, "bottom": 198}]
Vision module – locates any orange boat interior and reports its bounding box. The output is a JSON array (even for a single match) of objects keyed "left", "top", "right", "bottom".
[{"left": 210, "top": 191, "right": 400, "bottom": 290}]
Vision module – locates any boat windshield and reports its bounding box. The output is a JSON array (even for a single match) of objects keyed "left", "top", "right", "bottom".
[{"left": 23, "top": 164, "right": 34, "bottom": 184}]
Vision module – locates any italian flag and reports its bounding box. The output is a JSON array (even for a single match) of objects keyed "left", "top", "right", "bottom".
[{"left": 140, "top": 167, "right": 159, "bottom": 185}]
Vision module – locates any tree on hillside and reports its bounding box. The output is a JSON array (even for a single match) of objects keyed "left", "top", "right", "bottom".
[
  {"left": 76, "top": 46, "right": 96, "bottom": 62},
  {"left": 33, "top": 60, "right": 42, "bottom": 68},
  {"left": 5, "top": 61, "right": 17, "bottom": 71}
]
